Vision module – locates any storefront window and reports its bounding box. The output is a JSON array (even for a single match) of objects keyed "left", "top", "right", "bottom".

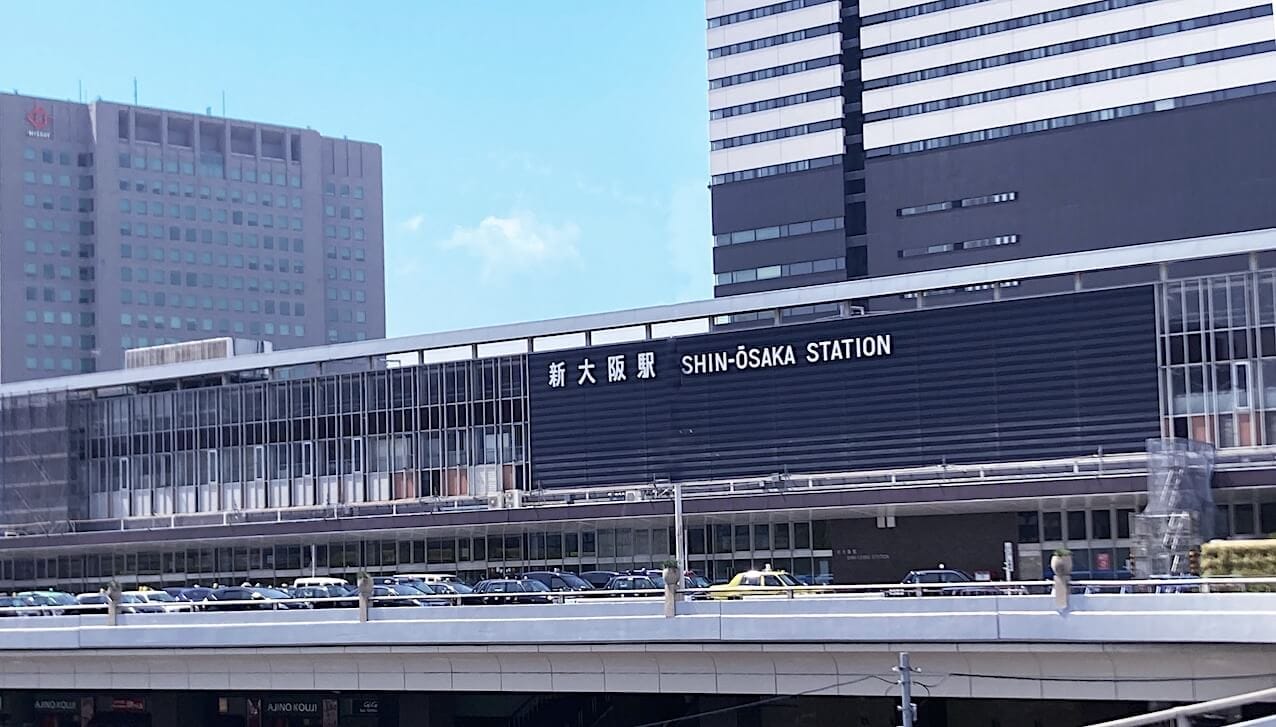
[
  {"left": 1042, "top": 512, "right": 1062, "bottom": 541},
  {"left": 1016, "top": 512, "right": 1039, "bottom": 543}
]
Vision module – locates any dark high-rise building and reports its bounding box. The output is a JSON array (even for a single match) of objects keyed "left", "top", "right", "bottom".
[
  {"left": 0, "top": 92, "right": 385, "bottom": 381},
  {"left": 706, "top": 0, "right": 1276, "bottom": 298}
]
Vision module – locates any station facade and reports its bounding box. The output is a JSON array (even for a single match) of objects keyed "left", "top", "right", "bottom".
[{"left": 3, "top": 235, "right": 1276, "bottom": 589}]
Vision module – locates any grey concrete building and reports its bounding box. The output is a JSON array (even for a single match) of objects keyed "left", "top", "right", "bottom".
[
  {"left": 705, "top": 0, "right": 1276, "bottom": 303},
  {"left": 0, "top": 92, "right": 385, "bottom": 382}
]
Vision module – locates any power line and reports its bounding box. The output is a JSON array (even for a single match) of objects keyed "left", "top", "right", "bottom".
[
  {"left": 630, "top": 673, "right": 898, "bottom": 727},
  {"left": 626, "top": 669, "right": 1276, "bottom": 727}
]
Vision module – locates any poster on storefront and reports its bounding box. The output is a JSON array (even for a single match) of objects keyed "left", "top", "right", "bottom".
[{"left": 322, "top": 699, "right": 338, "bottom": 727}]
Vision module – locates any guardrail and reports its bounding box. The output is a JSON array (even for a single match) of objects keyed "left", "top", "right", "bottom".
[
  {"left": 1086, "top": 685, "right": 1276, "bottom": 726},
  {"left": 4, "top": 576, "right": 1275, "bottom": 621}
]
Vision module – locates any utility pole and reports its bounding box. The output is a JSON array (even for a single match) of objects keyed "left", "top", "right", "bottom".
[{"left": 897, "top": 652, "right": 916, "bottom": 727}]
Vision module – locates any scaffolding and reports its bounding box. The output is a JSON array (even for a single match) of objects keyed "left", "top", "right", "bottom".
[
  {"left": 0, "top": 391, "right": 78, "bottom": 535},
  {"left": 1130, "top": 438, "right": 1215, "bottom": 577}
]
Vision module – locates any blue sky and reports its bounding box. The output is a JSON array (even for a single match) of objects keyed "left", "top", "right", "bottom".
[{"left": 0, "top": 3, "right": 712, "bottom": 337}]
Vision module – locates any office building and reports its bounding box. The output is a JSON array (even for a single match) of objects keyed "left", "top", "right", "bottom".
[
  {"left": 0, "top": 233, "right": 1274, "bottom": 590},
  {"left": 0, "top": 92, "right": 385, "bottom": 382},
  {"left": 705, "top": 0, "right": 1276, "bottom": 297}
]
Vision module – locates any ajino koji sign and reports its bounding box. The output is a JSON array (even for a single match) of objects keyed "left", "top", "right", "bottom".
[{"left": 542, "top": 333, "right": 892, "bottom": 389}]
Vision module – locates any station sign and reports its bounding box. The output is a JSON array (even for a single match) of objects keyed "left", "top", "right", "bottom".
[
  {"left": 264, "top": 699, "right": 320, "bottom": 716},
  {"left": 33, "top": 697, "right": 78, "bottom": 713}
]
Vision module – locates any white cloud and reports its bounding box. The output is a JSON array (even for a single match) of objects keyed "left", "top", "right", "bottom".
[
  {"left": 438, "top": 211, "right": 581, "bottom": 276},
  {"left": 400, "top": 214, "right": 426, "bottom": 233}
]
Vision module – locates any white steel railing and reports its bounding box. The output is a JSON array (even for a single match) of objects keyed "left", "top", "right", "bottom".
[
  {"left": 5, "top": 576, "right": 1276, "bottom": 620},
  {"left": 1085, "top": 686, "right": 1276, "bottom": 726}
]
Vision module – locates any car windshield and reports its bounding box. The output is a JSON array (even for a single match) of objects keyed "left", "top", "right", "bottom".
[
  {"left": 391, "top": 584, "right": 422, "bottom": 596},
  {"left": 41, "top": 593, "right": 78, "bottom": 606},
  {"left": 143, "top": 592, "right": 175, "bottom": 601},
  {"left": 776, "top": 573, "right": 800, "bottom": 586},
  {"left": 557, "top": 573, "right": 591, "bottom": 589},
  {"left": 449, "top": 582, "right": 473, "bottom": 594},
  {"left": 256, "top": 588, "right": 291, "bottom": 599},
  {"left": 121, "top": 594, "right": 144, "bottom": 603},
  {"left": 78, "top": 594, "right": 107, "bottom": 604},
  {"left": 522, "top": 580, "right": 550, "bottom": 592}
]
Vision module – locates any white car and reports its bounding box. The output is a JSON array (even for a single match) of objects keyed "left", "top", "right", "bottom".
[{"left": 126, "top": 590, "right": 193, "bottom": 613}]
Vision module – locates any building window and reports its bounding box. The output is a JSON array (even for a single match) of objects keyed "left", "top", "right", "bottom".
[{"left": 898, "top": 192, "right": 1017, "bottom": 217}]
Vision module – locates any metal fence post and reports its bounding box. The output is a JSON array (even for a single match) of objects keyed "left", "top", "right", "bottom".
[
  {"left": 357, "top": 573, "right": 372, "bottom": 623},
  {"left": 106, "top": 582, "right": 120, "bottom": 627}
]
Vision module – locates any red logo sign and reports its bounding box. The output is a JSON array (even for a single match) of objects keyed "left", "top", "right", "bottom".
[{"left": 25, "top": 104, "right": 51, "bottom": 131}]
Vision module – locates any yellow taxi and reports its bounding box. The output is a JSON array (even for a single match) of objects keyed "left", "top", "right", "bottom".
[{"left": 707, "top": 566, "right": 803, "bottom": 600}]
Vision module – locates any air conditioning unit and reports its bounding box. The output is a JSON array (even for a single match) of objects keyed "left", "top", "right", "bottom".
[
  {"left": 624, "top": 490, "right": 643, "bottom": 503},
  {"left": 486, "top": 493, "right": 504, "bottom": 510},
  {"left": 505, "top": 490, "right": 523, "bottom": 509}
]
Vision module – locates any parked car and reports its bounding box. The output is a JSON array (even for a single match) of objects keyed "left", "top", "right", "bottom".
[
  {"left": 601, "top": 575, "right": 662, "bottom": 596},
  {"left": 471, "top": 579, "right": 554, "bottom": 605},
  {"left": 17, "top": 590, "right": 85, "bottom": 614},
  {"left": 418, "top": 581, "right": 474, "bottom": 605},
  {"left": 371, "top": 583, "right": 447, "bottom": 607},
  {"left": 127, "top": 589, "right": 193, "bottom": 612},
  {"left": 522, "top": 571, "right": 594, "bottom": 592},
  {"left": 0, "top": 594, "right": 43, "bottom": 617},
  {"left": 289, "top": 585, "right": 357, "bottom": 608},
  {"left": 580, "top": 571, "right": 621, "bottom": 589},
  {"left": 889, "top": 570, "right": 1007, "bottom": 597},
  {"left": 707, "top": 568, "right": 803, "bottom": 600},
  {"left": 74, "top": 592, "right": 164, "bottom": 614},
  {"left": 165, "top": 586, "right": 217, "bottom": 608},
  {"left": 205, "top": 586, "right": 305, "bottom": 611},
  {"left": 623, "top": 570, "right": 667, "bottom": 587}
]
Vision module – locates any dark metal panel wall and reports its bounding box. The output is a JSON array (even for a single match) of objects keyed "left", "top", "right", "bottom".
[{"left": 528, "top": 287, "right": 1161, "bottom": 488}]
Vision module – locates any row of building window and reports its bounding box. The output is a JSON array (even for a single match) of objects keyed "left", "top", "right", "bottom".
[
  {"left": 863, "top": 5, "right": 1271, "bottom": 90},
  {"left": 898, "top": 234, "right": 1019, "bottom": 258},
  {"left": 323, "top": 224, "right": 369, "bottom": 241},
  {"left": 325, "top": 267, "right": 369, "bottom": 283},
  {"left": 120, "top": 318, "right": 307, "bottom": 338},
  {"left": 24, "top": 286, "right": 85, "bottom": 304},
  {"left": 716, "top": 257, "right": 844, "bottom": 285},
  {"left": 710, "top": 87, "right": 841, "bottom": 120},
  {"left": 120, "top": 255, "right": 302, "bottom": 279},
  {"left": 119, "top": 243, "right": 303, "bottom": 272},
  {"left": 710, "top": 153, "right": 842, "bottom": 186},
  {"left": 23, "top": 147, "right": 94, "bottom": 167},
  {"left": 116, "top": 227, "right": 307, "bottom": 255},
  {"left": 901, "top": 280, "right": 1020, "bottom": 298},
  {"left": 867, "top": 42, "right": 1276, "bottom": 122},
  {"left": 115, "top": 267, "right": 306, "bottom": 295},
  {"left": 22, "top": 217, "right": 93, "bottom": 235},
  {"left": 24, "top": 357, "right": 91, "bottom": 373},
  {"left": 707, "top": 0, "right": 837, "bottom": 28},
  {"left": 714, "top": 216, "right": 844, "bottom": 246},
  {"left": 708, "top": 22, "right": 839, "bottom": 59},
  {"left": 863, "top": 0, "right": 1160, "bottom": 58},
  {"left": 861, "top": 0, "right": 990, "bottom": 26},
  {"left": 898, "top": 191, "right": 1016, "bottom": 216},
  {"left": 20, "top": 264, "right": 92, "bottom": 282},
  {"left": 324, "top": 182, "right": 365, "bottom": 199},
  {"left": 118, "top": 177, "right": 305, "bottom": 209},
  {"left": 713, "top": 303, "right": 843, "bottom": 326},
  {"left": 120, "top": 292, "right": 307, "bottom": 316},
  {"left": 711, "top": 118, "right": 841, "bottom": 151},
  {"left": 22, "top": 240, "right": 93, "bottom": 257},
  {"left": 23, "top": 333, "right": 95, "bottom": 350},
  {"left": 326, "top": 288, "right": 369, "bottom": 303},
  {"left": 21, "top": 169, "right": 91, "bottom": 188},
  {"left": 118, "top": 328, "right": 301, "bottom": 351},
  {"left": 869, "top": 81, "right": 1276, "bottom": 157},
  {"left": 24, "top": 193, "right": 92, "bottom": 212},
  {"left": 709, "top": 55, "right": 839, "bottom": 90},
  {"left": 117, "top": 152, "right": 301, "bottom": 188},
  {"left": 22, "top": 309, "right": 94, "bottom": 327}
]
